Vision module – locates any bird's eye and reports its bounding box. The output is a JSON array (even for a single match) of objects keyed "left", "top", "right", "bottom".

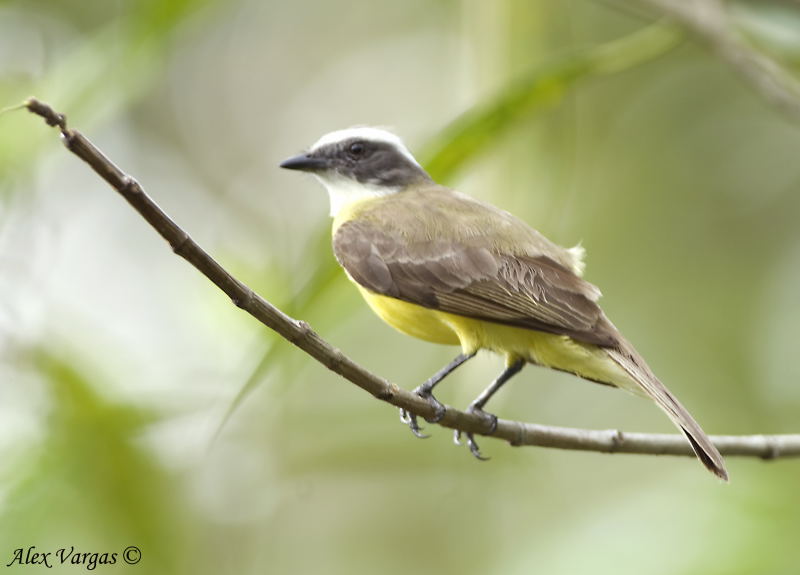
[{"left": 348, "top": 142, "right": 365, "bottom": 158}]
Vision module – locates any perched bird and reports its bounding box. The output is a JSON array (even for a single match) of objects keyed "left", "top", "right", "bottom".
[{"left": 280, "top": 127, "right": 727, "bottom": 480}]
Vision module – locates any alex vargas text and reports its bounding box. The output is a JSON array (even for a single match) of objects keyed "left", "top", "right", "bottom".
[{"left": 7, "top": 546, "right": 117, "bottom": 570}]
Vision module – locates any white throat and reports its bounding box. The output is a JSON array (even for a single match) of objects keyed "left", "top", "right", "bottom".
[{"left": 315, "top": 175, "right": 398, "bottom": 218}]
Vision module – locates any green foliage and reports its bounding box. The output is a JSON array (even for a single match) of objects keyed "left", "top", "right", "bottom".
[
  {"left": 420, "top": 23, "right": 681, "bottom": 182},
  {"left": 0, "top": 0, "right": 216, "bottom": 183},
  {"left": 1, "top": 348, "right": 186, "bottom": 572}
]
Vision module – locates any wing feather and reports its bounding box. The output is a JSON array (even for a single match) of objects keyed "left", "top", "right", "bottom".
[{"left": 333, "top": 214, "right": 617, "bottom": 347}]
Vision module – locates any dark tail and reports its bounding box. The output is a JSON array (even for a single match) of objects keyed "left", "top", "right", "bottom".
[{"left": 606, "top": 340, "right": 728, "bottom": 481}]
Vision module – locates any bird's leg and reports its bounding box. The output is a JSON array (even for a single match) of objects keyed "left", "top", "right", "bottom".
[
  {"left": 400, "top": 351, "right": 477, "bottom": 438},
  {"left": 455, "top": 359, "right": 525, "bottom": 460}
]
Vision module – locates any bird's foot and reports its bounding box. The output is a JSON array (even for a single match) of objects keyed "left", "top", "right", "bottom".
[
  {"left": 399, "top": 387, "right": 447, "bottom": 439},
  {"left": 453, "top": 406, "right": 498, "bottom": 461}
]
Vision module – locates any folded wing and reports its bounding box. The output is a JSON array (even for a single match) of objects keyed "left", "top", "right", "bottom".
[{"left": 333, "top": 216, "right": 618, "bottom": 347}]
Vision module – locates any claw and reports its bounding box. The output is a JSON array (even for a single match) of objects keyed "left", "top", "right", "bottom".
[
  {"left": 453, "top": 407, "right": 497, "bottom": 460},
  {"left": 399, "top": 352, "right": 475, "bottom": 440},
  {"left": 399, "top": 385, "right": 447, "bottom": 439},
  {"left": 400, "top": 407, "right": 429, "bottom": 438},
  {"left": 466, "top": 434, "right": 490, "bottom": 461},
  {"left": 453, "top": 429, "right": 490, "bottom": 460}
]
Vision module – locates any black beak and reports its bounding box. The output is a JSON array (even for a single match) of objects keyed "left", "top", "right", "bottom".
[{"left": 279, "top": 153, "right": 330, "bottom": 172}]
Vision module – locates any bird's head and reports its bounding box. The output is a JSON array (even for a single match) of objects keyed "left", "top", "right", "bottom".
[{"left": 280, "top": 128, "right": 431, "bottom": 216}]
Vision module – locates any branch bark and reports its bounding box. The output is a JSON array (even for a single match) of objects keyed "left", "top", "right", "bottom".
[
  {"left": 24, "top": 98, "right": 800, "bottom": 462},
  {"left": 637, "top": 0, "right": 800, "bottom": 121}
]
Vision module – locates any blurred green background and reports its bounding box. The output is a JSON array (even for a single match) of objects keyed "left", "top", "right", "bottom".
[{"left": 2, "top": 0, "right": 800, "bottom": 573}]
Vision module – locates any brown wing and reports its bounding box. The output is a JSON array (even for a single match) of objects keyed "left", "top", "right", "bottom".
[{"left": 333, "top": 217, "right": 619, "bottom": 347}]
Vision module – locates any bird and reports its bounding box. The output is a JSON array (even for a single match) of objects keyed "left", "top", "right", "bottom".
[{"left": 280, "top": 127, "right": 728, "bottom": 480}]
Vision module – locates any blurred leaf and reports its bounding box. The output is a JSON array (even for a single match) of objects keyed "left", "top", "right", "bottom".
[
  {"left": 732, "top": 1, "right": 800, "bottom": 68},
  {"left": 0, "top": 347, "right": 187, "bottom": 572},
  {"left": 0, "top": 0, "right": 220, "bottom": 186},
  {"left": 420, "top": 22, "right": 682, "bottom": 182},
  {"left": 215, "top": 224, "right": 348, "bottom": 437}
]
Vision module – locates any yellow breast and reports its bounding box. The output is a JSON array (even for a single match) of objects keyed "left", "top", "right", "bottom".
[
  {"left": 356, "top": 285, "right": 633, "bottom": 387},
  {"left": 356, "top": 286, "right": 460, "bottom": 345}
]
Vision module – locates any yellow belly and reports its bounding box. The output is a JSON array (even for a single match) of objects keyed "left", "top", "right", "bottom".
[{"left": 357, "top": 286, "right": 635, "bottom": 388}]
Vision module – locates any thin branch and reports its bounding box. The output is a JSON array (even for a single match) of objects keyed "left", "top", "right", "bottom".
[
  {"left": 637, "top": 0, "right": 800, "bottom": 121},
  {"left": 23, "top": 98, "right": 800, "bottom": 462}
]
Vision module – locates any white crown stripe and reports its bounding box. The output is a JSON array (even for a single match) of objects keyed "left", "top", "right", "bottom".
[{"left": 310, "top": 127, "right": 422, "bottom": 169}]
